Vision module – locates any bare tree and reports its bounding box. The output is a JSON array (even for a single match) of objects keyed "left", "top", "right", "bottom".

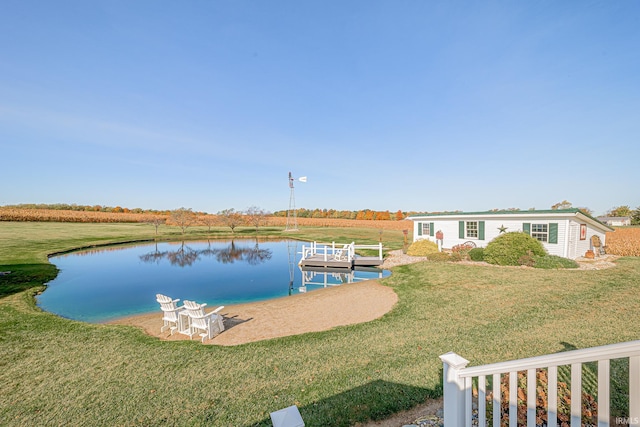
[
  {"left": 170, "top": 208, "right": 195, "bottom": 234},
  {"left": 217, "top": 208, "right": 244, "bottom": 233},
  {"left": 199, "top": 214, "right": 218, "bottom": 233},
  {"left": 245, "top": 206, "right": 268, "bottom": 232},
  {"left": 146, "top": 216, "right": 166, "bottom": 235}
]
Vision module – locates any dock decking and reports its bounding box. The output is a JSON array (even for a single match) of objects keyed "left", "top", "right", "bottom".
[{"left": 299, "top": 255, "right": 383, "bottom": 268}]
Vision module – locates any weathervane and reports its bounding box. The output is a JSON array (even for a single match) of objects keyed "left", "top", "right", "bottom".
[{"left": 285, "top": 172, "right": 307, "bottom": 231}]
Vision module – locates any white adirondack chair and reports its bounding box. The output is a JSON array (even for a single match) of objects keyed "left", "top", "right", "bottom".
[
  {"left": 182, "top": 300, "right": 225, "bottom": 342},
  {"left": 156, "top": 294, "right": 183, "bottom": 335},
  {"left": 333, "top": 244, "right": 350, "bottom": 261}
]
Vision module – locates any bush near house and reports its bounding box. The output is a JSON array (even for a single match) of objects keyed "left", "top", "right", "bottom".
[
  {"left": 406, "top": 239, "right": 439, "bottom": 256},
  {"left": 450, "top": 242, "right": 476, "bottom": 261},
  {"left": 483, "top": 232, "right": 547, "bottom": 266},
  {"left": 533, "top": 255, "right": 579, "bottom": 269},
  {"left": 468, "top": 247, "right": 485, "bottom": 261},
  {"left": 426, "top": 252, "right": 451, "bottom": 262}
]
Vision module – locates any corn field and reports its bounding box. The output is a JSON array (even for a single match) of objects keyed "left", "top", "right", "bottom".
[
  {"left": 0, "top": 207, "right": 413, "bottom": 231},
  {"left": 605, "top": 227, "right": 640, "bottom": 256},
  {"left": 0, "top": 207, "right": 165, "bottom": 223}
]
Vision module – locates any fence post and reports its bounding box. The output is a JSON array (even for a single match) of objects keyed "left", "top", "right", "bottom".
[{"left": 440, "top": 352, "right": 470, "bottom": 427}]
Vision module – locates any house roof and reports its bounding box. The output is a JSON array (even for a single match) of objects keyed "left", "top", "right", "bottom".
[{"left": 407, "top": 208, "right": 614, "bottom": 232}]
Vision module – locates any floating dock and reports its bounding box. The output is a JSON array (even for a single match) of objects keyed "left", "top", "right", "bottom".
[{"left": 298, "top": 242, "right": 384, "bottom": 269}]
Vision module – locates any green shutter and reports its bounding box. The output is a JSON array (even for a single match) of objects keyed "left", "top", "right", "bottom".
[
  {"left": 417, "top": 222, "right": 422, "bottom": 236},
  {"left": 429, "top": 223, "right": 435, "bottom": 237},
  {"left": 549, "top": 223, "right": 558, "bottom": 244},
  {"left": 523, "top": 223, "right": 531, "bottom": 235},
  {"left": 459, "top": 221, "right": 464, "bottom": 239},
  {"left": 479, "top": 221, "right": 485, "bottom": 240}
]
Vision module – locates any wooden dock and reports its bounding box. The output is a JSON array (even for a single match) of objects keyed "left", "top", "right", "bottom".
[{"left": 298, "top": 242, "right": 384, "bottom": 269}]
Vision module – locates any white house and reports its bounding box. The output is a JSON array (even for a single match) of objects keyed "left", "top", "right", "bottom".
[
  {"left": 407, "top": 209, "right": 614, "bottom": 259},
  {"left": 597, "top": 216, "right": 632, "bottom": 226}
]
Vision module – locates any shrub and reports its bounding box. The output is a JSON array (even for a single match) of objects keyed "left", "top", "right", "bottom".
[
  {"left": 427, "top": 252, "right": 451, "bottom": 262},
  {"left": 449, "top": 251, "right": 465, "bottom": 262},
  {"left": 483, "top": 232, "right": 546, "bottom": 266},
  {"left": 451, "top": 242, "right": 474, "bottom": 261},
  {"left": 406, "top": 239, "right": 439, "bottom": 256},
  {"left": 468, "top": 247, "right": 484, "bottom": 261},
  {"left": 533, "top": 255, "right": 579, "bottom": 269},
  {"left": 518, "top": 251, "right": 536, "bottom": 267}
]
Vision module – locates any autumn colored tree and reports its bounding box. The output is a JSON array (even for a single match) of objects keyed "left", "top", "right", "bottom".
[
  {"left": 577, "top": 207, "right": 594, "bottom": 216},
  {"left": 218, "top": 208, "right": 244, "bottom": 233},
  {"left": 608, "top": 205, "right": 632, "bottom": 217},
  {"left": 199, "top": 214, "right": 218, "bottom": 233},
  {"left": 395, "top": 210, "right": 404, "bottom": 221},
  {"left": 245, "top": 206, "right": 268, "bottom": 232},
  {"left": 374, "top": 210, "right": 391, "bottom": 221},
  {"left": 170, "top": 208, "right": 195, "bottom": 234},
  {"left": 551, "top": 200, "right": 572, "bottom": 210}
]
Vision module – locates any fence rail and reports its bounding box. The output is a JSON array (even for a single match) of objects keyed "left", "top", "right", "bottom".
[
  {"left": 299, "top": 242, "right": 384, "bottom": 263},
  {"left": 440, "top": 340, "right": 640, "bottom": 427}
]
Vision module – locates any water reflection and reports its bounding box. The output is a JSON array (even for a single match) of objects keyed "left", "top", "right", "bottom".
[
  {"left": 139, "top": 240, "right": 272, "bottom": 267},
  {"left": 298, "top": 266, "right": 386, "bottom": 293}
]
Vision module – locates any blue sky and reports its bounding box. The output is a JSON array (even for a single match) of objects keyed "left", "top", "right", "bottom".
[{"left": 1, "top": 1, "right": 638, "bottom": 216}]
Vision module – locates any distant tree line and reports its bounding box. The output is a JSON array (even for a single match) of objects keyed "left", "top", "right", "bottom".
[
  {"left": 3, "top": 203, "right": 173, "bottom": 215},
  {"left": 272, "top": 208, "right": 408, "bottom": 221}
]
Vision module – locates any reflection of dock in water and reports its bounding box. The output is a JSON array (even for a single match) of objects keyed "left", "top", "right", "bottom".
[
  {"left": 298, "top": 242, "right": 384, "bottom": 269},
  {"left": 297, "top": 266, "right": 385, "bottom": 293}
]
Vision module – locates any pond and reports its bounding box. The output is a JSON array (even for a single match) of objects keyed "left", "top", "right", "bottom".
[{"left": 38, "top": 239, "right": 390, "bottom": 323}]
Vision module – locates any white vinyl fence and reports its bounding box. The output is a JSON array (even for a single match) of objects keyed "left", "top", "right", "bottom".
[{"left": 440, "top": 340, "right": 640, "bottom": 427}]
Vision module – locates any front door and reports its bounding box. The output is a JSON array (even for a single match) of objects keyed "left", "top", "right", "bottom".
[{"left": 568, "top": 224, "right": 578, "bottom": 259}]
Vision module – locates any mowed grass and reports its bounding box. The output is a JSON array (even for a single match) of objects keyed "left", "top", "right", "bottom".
[{"left": 1, "top": 222, "right": 639, "bottom": 426}]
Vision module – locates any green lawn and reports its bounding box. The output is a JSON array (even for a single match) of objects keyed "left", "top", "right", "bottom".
[{"left": 1, "top": 222, "right": 639, "bottom": 426}]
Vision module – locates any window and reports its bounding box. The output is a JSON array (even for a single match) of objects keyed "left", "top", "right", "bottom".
[
  {"left": 459, "top": 220, "right": 485, "bottom": 240},
  {"left": 466, "top": 221, "right": 478, "bottom": 238},
  {"left": 523, "top": 222, "right": 558, "bottom": 244},
  {"left": 531, "top": 223, "right": 548, "bottom": 242},
  {"left": 417, "top": 222, "right": 434, "bottom": 237}
]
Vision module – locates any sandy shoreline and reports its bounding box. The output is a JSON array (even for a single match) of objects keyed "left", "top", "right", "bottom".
[{"left": 107, "top": 280, "right": 398, "bottom": 346}]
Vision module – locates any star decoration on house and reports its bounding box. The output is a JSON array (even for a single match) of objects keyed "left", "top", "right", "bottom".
[{"left": 498, "top": 224, "right": 508, "bottom": 233}]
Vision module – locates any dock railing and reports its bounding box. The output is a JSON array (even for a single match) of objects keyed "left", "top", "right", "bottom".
[
  {"left": 300, "top": 241, "right": 355, "bottom": 262},
  {"left": 440, "top": 340, "right": 640, "bottom": 427},
  {"left": 299, "top": 242, "right": 384, "bottom": 263}
]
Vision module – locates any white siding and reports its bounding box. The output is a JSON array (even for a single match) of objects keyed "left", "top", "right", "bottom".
[{"left": 410, "top": 212, "right": 612, "bottom": 260}]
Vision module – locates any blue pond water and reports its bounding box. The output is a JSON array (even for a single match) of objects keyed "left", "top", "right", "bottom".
[{"left": 38, "top": 239, "right": 389, "bottom": 323}]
